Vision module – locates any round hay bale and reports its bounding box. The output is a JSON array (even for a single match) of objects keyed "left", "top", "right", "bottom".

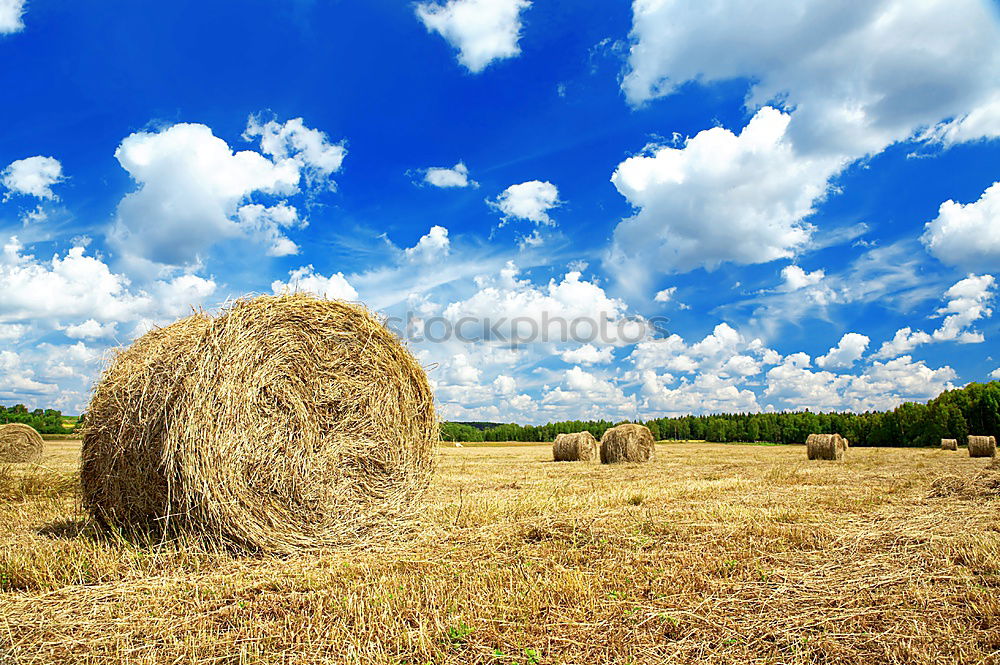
[
  {"left": 806, "top": 433, "right": 844, "bottom": 461},
  {"left": 0, "top": 423, "right": 44, "bottom": 463},
  {"left": 941, "top": 438, "right": 958, "bottom": 451},
  {"left": 968, "top": 435, "right": 997, "bottom": 458},
  {"left": 552, "top": 431, "right": 599, "bottom": 462},
  {"left": 600, "top": 424, "right": 654, "bottom": 464},
  {"left": 82, "top": 294, "right": 437, "bottom": 552}
]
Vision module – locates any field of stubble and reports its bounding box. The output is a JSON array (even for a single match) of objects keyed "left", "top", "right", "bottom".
[{"left": 1, "top": 440, "right": 999, "bottom": 664}]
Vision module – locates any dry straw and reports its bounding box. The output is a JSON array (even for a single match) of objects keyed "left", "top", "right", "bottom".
[
  {"left": 967, "top": 435, "right": 997, "bottom": 458},
  {"left": 82, "top": 294, "right": 437, "bottom": 553},
  {"left": 552, "top": 431, "right": 599, "bottom": 462},
  {"left": 941, "top": 438, "right": 958, "bottom": 451},
  {"left": 0, "top": 423, "right": 44, "bottom": 463},
  {"left": 600, "top": 424, "right": 655, "bottom": 464},
  {"left": 806, "top": 433, "right": 845, "bottom": 461}
]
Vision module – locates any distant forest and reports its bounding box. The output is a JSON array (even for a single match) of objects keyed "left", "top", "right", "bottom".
[
  {"left": 442, "top": 381, "right": 1000, "bottom": 447},
  {"left": 0, "top": 404, "right": 74, "bottom": 434}
]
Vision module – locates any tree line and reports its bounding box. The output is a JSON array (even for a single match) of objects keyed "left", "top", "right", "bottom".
[
  {"left": 441, "top": 381, "right": 1000, "bottom": 447},
  {"left": 0, "top": 404, "right": 73, "bottom": 434}
]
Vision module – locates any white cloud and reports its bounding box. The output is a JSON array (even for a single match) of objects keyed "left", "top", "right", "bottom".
[
  {"left": 404, "top": 226, "right": 451, "bottom": 263},
  {"left": 542, "top": 366, "right": 637, "bottom": 418},
  {"left": 609, "top": 107, "right": 836, "bottom": 279},
  {"left": 653, "top": 287, "right": 675, "bottom": 303},
  {"left": 991, "top": 368, "right": 1000, "bottom": 379},
  {"left": 271, "top": 265, "right": 358, "bottom": 301},
  {"left": 816, "top": 332, "right": 870, "bottom": 369},
  {"left": 560, "top": 344, "right": 614, "bottom": 365},
  {"left": 640, "top": 370, "right": 761, "bottom": 416},
  {"left": 493, "top": 374, "right": 517, "bottom": 395},
  {"left": 422, "top": 162, "right": 477, "bottom": 188},
  {"left": 623, "top": 0, "right": 1000, "bottom": 155},
  {"left": 110, "top": 122, "right": 302, "bottom": 270},
  {"left": 922, "top": 182, "right": 1000, "bottom": 270},
  {"left": 780, "top": 265, "right": 825, "bottom": 291},
  {"left": 415, "top": 0, "right": 531, "bottom": 73},
  {"left": 236, "top": 203, "right": 304, "bottom": 257},
  {"left": 2, "top": 156, "right": 63, "bottom": 200},
  {"left": 444, "top": 353, "right": 482, "bottom": 386},
  {"left": 243, "top": 115, "right": 346, "bottom": 189},
  {"left": 491, "top": 180, "right": 561, "bottom": 225},
  {"left": 0, "top": 0, "right": 25, "bottom": 34},
  {"left": 63, "top": 319, "right": 118, "bottom": 340},
  {"left": 873, "top": 274, "right": 995, "bottom": 358},
  {"left": 630, "top": 322, "right": 775, "bottom": 378}
]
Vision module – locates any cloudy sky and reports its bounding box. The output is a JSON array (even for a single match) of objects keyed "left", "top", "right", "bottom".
[{"left": 1, "top": 0, "right": 999, "bottom": 421}]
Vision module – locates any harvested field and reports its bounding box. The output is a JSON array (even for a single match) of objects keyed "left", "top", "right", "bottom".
[{"left": 2, "top": 440, "right": 999, "bottom": 664}]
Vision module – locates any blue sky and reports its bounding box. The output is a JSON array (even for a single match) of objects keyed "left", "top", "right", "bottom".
[{"left": 1, "top": 0, "right": 999, "bottom": 422}]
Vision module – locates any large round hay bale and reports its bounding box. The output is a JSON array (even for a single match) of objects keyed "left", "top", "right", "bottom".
[
  {"left": 82, "top": 294, "right": 437, "bottom": 552},
  {"left": 600, "top": 424, "right": 655, "bottom": 464},
  {"left": 552, "top": 431, "right": 599, "bottom": 462},
  {"left": 941, "top": 438, "right": 958, "bottom": 451},
  {"left": 968, "top": 435, "right": 997, "bottom": 458},
  {"left": 806, "top": 433, "right": 845, "bottom": 461},
  {"left": 0, "top": 423, "right": 44, "bottom": 463}
]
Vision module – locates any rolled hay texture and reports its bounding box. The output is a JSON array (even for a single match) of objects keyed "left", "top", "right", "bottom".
[
  {"left": 552, "top": 431, "right": 599, "bottom": 462},
  {"left": 806, "top": 433, "right": 845, "bottom": 461},
  {"left": 82, "top": 294, "right": 437, "bottom": 553},
  {"left": 941, "top": 438, "right": 959, "bottom": 451},
  {"left": 968, "top": 435, "right": 997, "bottom": 458},
  {"left": 0, "top": 423, "right": 44, "bottom": 463},
  {"left": 600, "top": 424, "right": 655, "bottom": 464}
]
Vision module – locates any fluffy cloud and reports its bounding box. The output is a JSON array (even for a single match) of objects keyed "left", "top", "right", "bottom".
[
  {"left": 2, "top": 156, "right": 64, "bottom": 200},
  {"left": 816, "top": 332, "right": 870, "bottom": 369},
  {"left": 63, "top": 319, "right": 118, "bottom": 340},
  {"left": 630, "top": 322, "right": 774, "bottom": 378},
  {"left": 236, "top": 203, "right": 305, "bottom": 257},
  {"left": 110, "top": 122, "right": 302, "bottom": 269},
  {"left": 542, "top": 366, "right": 637, "bottom": 419},
  {"left": 491, "top": 180, "right": 560, "bottom": 225},
  {"left": 243, "top": 116, "right": 346, "bottom": 189},
  {"left": 404, "top": 226, "right": 451, "bottom": 263},
  {"left": 271, "top": 265, "right": 358, "bottom": 300},
  {"left": 610, "top": 107, "right": 836, "bottom": 278},
  {"left": 560, "top": 344, "right": 614, "bottom": 365},
  {"left": 422, "top": 162, "right": 477, "bottom": 188},
  {"left": 873, "top": 274, "right": 995, "bottom": 358},
  {"left": 640, "top": 370, "right": 760, "bottom": 416},
  {"left": 0, "top": 0, "right": 25, "bottom": 34},
  {"left": 415, "top": 0, "right": 531, "bottom": 73},
  {"left": 922, "top": 182, "right": 1000, "bottom": 270},
  {"left": 781, "top": 265, "right": 825, "bottom": 291},
  {"left": 623, "top": 0, "right": 1000, "bottom": 155}
]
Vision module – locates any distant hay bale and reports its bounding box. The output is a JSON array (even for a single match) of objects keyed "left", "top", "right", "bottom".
[
  {"left": 552, "top": 431, "right": 599, "bottom": 462},
  {"left": 0, "top": 423, "right": 44, "bottom": 463},
  {"left": 81, "top": 294, "right": 437, "bottom": 553},
  {"left": 941, "top": 438, "right": 958, "bottom": 451},
  {"left": 968, "top": 435, "right": 997, "bottom": 458},
  {"left": 600, "top": 424, "right": 655, "bottom": 464},
  {"left": 806, "top": 433, "right": 845, "bottom": 461}
]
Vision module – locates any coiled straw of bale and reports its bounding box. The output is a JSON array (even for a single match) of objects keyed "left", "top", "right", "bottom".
[
  {"left": 941, "top": 438, "right": 958, "bottom": 451},
  {"left": 82, "top": 294, "right": 438, "bottom": 553},
  {"left": 806, "top": 433, "right": 845, "bottom": 461},
  {"left": 600, "top": 424, "right": 655, "bottom": 464},
  {"left": 968, "top": 435, "right": 997, "bottom": 458},
  {"left": 0, "top": 423, "right": 44, "bottom": 463},
  {"left": 552, "top": 431, "right": 599, "bottom": 462}
]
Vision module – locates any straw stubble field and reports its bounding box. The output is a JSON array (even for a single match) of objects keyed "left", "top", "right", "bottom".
[{"left": 2, "top": 440, "right": 999, "bottom": 664}]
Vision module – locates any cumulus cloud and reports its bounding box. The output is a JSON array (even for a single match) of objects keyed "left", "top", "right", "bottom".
[
  {"left": 271, "top": 265, "right": 358, "bottom": 300},
  {"left": 63, "top": 319, "right": 118, "bottom": 340},
  {"left": 415, "top": 0, "right": 531, "bottom": 73},
  {"left": 622, "top": 0, "right": 1000, "bottom": 155},
  {"left": 542, "top": 366, "right": 637, "bottom": 419},
  {"left": 609, "top": 107, "right": 836, "bottom": 278},
  {"left": 922, "top": 182, "right": 1000, "bottom": 270},
  {"left": 493, "top": 374, "right": 517, "bottom": 395},
  {"left": 559, "top": 344, "right": 614, "bottom": 365},
  {"left": 422, "top": 162, "right": 477, "bottom": 188},
  {"left": 0, "top": 0, "right": 25, "bottom": 34},
  {"left": 491, "top": 180, "right": 561, "bottom": 226},
  {"left": 816, "top": 332, "right": 870, "bottom": 369},
  {"left": 2, "top": 156, "right": 64, "bottom": 200},
  {"left": 404, "top": 226, "right": 451, "bottom": 263},
  {"left": 780, "top": 265, "right": 825, "bottom": 291},
  {"left": 243, "top": 115, "right": 346, "bottom": 189}
]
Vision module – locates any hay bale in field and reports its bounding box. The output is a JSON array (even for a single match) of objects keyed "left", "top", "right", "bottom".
[
  {"left": 600, "top": 424, "right": 655, "bottom": 464},
  {"left": 0, "top": 423, "right": 44, "bottom": 463},
  {"left": 968, "top": 435, "right": 997, "bottom": 458},
  {"left": 842, "top": 438, "right": 850, "bottom": 449},
  {"left": 806, "top": 433, "right": 845, "bottom": 461},
  {"left": 941, "top": 438, "right": 958, "bottom": 451},
  {"left": 552, "top": 431, "right": 599, "bottom": 462},
  {"left": 81, "top": 294, "right": 437, "bottom": 553}
]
